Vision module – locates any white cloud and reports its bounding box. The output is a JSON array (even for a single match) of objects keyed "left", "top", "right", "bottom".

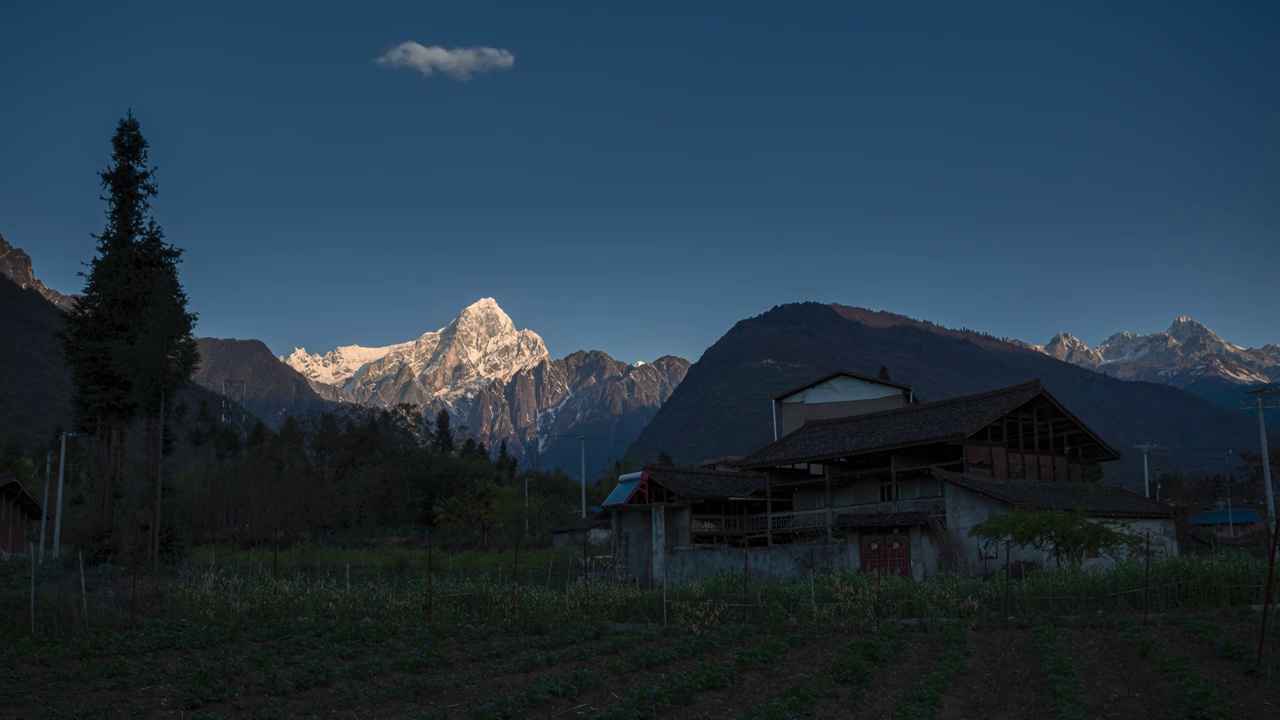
[{"left": 376, "top": 41, "right": 515, "bottom": 82}]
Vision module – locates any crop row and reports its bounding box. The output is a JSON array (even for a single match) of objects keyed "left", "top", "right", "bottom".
[
  {"left": 1119, "top": 622, "right": 1235, "bottom": 720},
  {"left": 887, "top": 621, "right": 972, "bottom": 720},
  {"left": 745, "top": 621, "right": 906, "bottom": 719},
  {"left": 454, "top": 623, "right": 761, "bottom": 719},
  {"left": 1030, "top": 621, "right": 1093, "bottom": 720},
  {"left": 589, "top": 625, "right": 826, "bottom": 720}
]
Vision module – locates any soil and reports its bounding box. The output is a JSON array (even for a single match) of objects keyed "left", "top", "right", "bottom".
[
  {"left": 809, "top": 627, "right": 947, "bottom": 720},
  {"left": 9, "top": 614, "right": 1280, "bottom": 719},
  {"left": 1059, "top": 626, "right": 1184, "bottom": 720},
  {"left": 533, "top": 629, "right": 761, "bottom": 718},
  {"left": 661, "top": 630, "right": 853, "bottom": 719},
  {"left": 936, "top": 627, "right": 1054, "bottom": 720},
  {"left": 1152, "top": 623, "right": 1280, "bottom": 720}
]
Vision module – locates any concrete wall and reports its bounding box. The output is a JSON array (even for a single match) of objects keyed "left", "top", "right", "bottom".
[
  {"left": 944, "top": 484, "right": 1179, "bottom": 570},
  {"left": 662, "top": 541, "right": 859, "bottom": 584},
  {"left": 781, "top": 396, "right": 909, "bottom": 436},
  {"left": 551, "top": 527, "right": 611, "bottom": 549}
]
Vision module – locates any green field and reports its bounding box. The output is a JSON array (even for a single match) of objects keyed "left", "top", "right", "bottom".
[{"left": 2, "top": 551, "right": 1278, "bottom": 719}]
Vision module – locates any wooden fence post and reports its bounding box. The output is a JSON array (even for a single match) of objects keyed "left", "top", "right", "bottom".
[
  {"left": 79, "top": 551, "right": 88, "bottom": 631},
  {"left": 1257, "top": 517, "right": 1279, "bottom": 674},
  {"left": 511, "top": 542, "right": 519, "bottom": 611},
  {"left": 1004, "top": 541, "right": 1011, "bottom": 624},
  {"left": 29, "top": 543, "right": 35, "bottom": 637},
  {"left": 1143, "top": 531, "right": 1151, "bottom": 625}
]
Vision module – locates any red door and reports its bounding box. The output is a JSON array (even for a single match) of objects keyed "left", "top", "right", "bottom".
[{"left": 862, "top": 533, "right": 910, "bottom": 577}]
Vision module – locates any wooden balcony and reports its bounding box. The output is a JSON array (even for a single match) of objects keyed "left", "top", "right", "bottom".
[{"left": 692, "top": 497, "right": 946, "bottom": 538}]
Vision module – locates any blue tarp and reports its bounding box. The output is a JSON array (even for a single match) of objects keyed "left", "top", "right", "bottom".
[
  {"left": 1189, "top": 509, "right": 1263, "bottom": 525},
  {"left": 603, "top": 478, "right": 642, "bottom": 507}
]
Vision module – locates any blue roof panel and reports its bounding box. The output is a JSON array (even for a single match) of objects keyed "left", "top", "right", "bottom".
[
  {"left": 1189, "top": 509, "right": 1263, "bottom": 525},
  {"left": 603, "top": 478, "right": 642, "bottom": 507}
]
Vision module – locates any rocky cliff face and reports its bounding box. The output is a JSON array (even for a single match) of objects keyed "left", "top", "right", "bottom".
[
  {"left": 282, "top": 298, "right": 690, "bottom": 472},
  {"left": 0, "top": 234, "right": 76, "bottom": 311},
  {"left": 1021, "top": 317, "right": 1278, "bottom": 387}
]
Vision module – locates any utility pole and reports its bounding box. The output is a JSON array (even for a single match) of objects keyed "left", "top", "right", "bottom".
[
  {"left": 579, "top": 434, "right": 587, "bottom": 519},
  {"left": 1135, "top": 444, "right": 1158, "bottom": 498},
  {"left": 52, "top": 432, "right": 74, "bottom": 560},
  {"left": 1244, "top": 388, "right": 1279, "bottom": 522},
  {"left": 38, "top": 452, "right": 50, "bottom": 564}
]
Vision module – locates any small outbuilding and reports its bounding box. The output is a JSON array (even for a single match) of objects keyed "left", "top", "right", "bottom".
[
  {"left": 935, "top": 469, "right": 1178, "bottom": 570},
  {"left": 1, "top": 475, "right": 45, "bottom": 556}
]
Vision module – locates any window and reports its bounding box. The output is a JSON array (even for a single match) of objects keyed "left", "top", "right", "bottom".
[{"left": 879, "top": 481, "right": 897, "bottom": 502}]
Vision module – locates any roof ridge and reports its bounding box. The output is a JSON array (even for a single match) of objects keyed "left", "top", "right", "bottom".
[
  {"left": 773, "top": 368, "right": 913, "bottom": 400},
  {"left": 643, "top": 463, "right": 763, "bottom": 477},
  {"left": 802, "top": 379, "right": 1042, "bottom": 429}
]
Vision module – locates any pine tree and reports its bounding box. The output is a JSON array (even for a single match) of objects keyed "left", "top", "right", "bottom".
[
  {"left": 61, "top": 112, "right": 198, "bottom": 560},
  {"left": 433, "top": 410, "right": 454, "bottom": 455}
]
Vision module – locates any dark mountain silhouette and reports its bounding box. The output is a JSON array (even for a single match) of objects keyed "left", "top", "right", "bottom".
[
  {"left": 629, "top": 303, "right": 1259, "bottom": 488},
  {"left": 193, "top": 338, "right": 336, "bottom": 429},
  {"left": 0, "top": 274, "right": 73, "bottom": 448}
]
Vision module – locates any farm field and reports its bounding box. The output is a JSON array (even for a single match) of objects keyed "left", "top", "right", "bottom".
[{"left": 2, "top": 611, "right": 1277, "bottom": 719}]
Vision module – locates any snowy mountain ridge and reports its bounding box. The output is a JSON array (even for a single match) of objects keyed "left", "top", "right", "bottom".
[
  {"left": 278, "top": 297, "right": 690, "bottom": 472},
  {"left": 1018, "top": 316, "right": 1279, "bottom": 387},
  {"left": 281, "top": 298, "right": 550, "bottom": 402}
]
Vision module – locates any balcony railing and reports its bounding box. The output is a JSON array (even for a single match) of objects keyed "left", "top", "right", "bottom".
[{"left": 692, "top": 497, "right": 945, "bottom": 537}]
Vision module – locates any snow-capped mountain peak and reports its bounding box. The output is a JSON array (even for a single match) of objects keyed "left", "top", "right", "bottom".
[
  {"left": 282, "top": 298, "right": 550, "bottom": 403},
  {"left": 1012, "top": 316, "right": 1277, "bottom": 387},
  {"left": 276, "top": 297, "right": 690, "bottom": 471}
]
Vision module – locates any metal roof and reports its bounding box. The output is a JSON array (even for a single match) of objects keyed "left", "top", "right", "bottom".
[
  {"left": 602, "top": 478, "right": 643, "bottom": 507},
  {"left": 1189, "top": 509, "right": 1264, "bottom": 525}
]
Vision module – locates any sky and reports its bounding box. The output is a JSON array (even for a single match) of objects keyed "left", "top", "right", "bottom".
[{"left": 1, "top": 0, "right": 1277, "bottom": 364}]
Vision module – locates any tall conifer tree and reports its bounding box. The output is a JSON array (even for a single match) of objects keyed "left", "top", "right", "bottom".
[{"left": 61, "top": 112, "right": 198, "bottom": 560}]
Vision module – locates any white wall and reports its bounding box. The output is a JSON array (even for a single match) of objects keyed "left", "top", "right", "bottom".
[{"left": 781, "top": 375, "right": 904, "bottom": 404}]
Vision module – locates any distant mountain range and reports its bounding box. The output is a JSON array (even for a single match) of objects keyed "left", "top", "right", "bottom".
[
  {"left": 1013, "top": 317, "right": 1280, "bottom": 389},
  {"left": 629, "top": 303, "right": 1263, "bottom": 489},
  {"left": 276, "top": 298, "right": 690, "bottom": 475},
  {"left": 5, "top": 232, "right": 1274, "bottom": 485}
]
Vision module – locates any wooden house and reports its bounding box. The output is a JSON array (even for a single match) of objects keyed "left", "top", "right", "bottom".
[
  {"left": 1, "top": 476, "right": 45, "bottom": 557},
  {"left": 605, "top": 378, "right": 1176, "bottom": 584}
]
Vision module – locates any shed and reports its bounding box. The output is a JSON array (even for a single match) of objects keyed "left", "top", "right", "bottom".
[
  {"left": 1, "top": 475, "right": 45, "bottom": 556},
  {"left": 934, "top": 469, "right": 1178, "bottom": 569}
]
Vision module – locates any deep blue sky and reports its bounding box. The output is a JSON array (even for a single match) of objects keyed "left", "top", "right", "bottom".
[{"left": 2, "top": 1, "right": 1276, "bottom": 363}]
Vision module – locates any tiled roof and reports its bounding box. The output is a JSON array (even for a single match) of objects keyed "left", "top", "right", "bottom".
[
  {"left": 643, "top": 465, "right": 766, "bottom": 499},
  {"left": 0, "top": 475, "right": 45, "bottom": 520},
  {"left": 933, "top": 469, "right": 1174, "bottom": 519},
  {"left": 741, "top": 381, "right": 1050, "bottom": 468}
]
